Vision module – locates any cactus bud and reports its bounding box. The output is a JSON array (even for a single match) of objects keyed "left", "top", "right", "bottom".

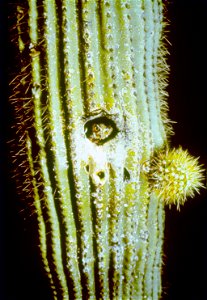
[{"left": 150, "top": 147, "right": 205, "bottom": 209}]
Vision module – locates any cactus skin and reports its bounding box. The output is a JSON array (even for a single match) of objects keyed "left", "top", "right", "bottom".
[{"left": 9, "top": 1, "right": 204, "bottom": 299}]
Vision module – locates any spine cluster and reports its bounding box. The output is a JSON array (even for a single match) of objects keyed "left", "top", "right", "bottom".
[{"left": 149, "top": 147, "right": 204, "bottom": 209}]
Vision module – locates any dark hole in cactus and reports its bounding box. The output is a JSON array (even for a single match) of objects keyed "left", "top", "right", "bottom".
[
  {"left": 124, "top": 168, "right": 130, "bottom": 182},
  {"left": 97, "top": 171, "right": 105, "bottom": 179},
  {"left": 85, "top": 165, "right": 89, "bottom": 173},
  {"left": 84, "top": 116, "right": 118, "bottom": 145}
]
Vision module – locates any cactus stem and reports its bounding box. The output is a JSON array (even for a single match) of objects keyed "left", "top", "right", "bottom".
[{"left": 9, "top": 1, "right": 205, "bottom": 299}]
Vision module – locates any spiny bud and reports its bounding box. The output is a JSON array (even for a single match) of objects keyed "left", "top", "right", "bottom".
[{"left": 150, "top": 147, "right": 205, "bottom": 209}]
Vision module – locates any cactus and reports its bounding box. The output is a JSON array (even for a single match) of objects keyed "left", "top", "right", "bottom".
[{"left": 9, "top": 1, "right": 204, "bottom": 299}]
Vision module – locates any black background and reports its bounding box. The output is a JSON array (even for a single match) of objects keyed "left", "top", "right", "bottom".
[
  {"left": 1, "top": 0, "right": 207, "bottom": 299},
  {"left": 163, "top": 1, "right": 207, "bottom": 299}
]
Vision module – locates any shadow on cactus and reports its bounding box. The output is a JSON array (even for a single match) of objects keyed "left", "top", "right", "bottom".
[{"left": 9, "top": 0, "right": 205, "bottom": 299}]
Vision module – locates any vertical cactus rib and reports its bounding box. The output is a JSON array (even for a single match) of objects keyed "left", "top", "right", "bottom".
[
  {"left": 144, "top": 0, "right": 163, "bottom": 148},
  {"left": 157, "top": 2, "right": 172, "bottom": 138},
  {"left": 152, "top": 0, "right": 167, "bottom": 143},
  {"left": 91, "top": 183, "right": 110, "bottom": 300},
  {"left": 26, "top": 134, "right": 56, "bottom": 298},
  {"left": 122, "top": 150, "right": 141, "bottom": 300},
  {"left": 116, "top": 0, "right": 137, "bottom": 115},
  {"left": 61, "top": 0, "right": 83, "bottom": 119},
  {"left": 78, "top": 0, "right": 105, "bottom": 113},
  {"left": 42, "top": 0, "right": 81, "bottom": 297},
  {"left": 131, "top": 174, "right": 150, "bottom": 300},
  {"left": 97, "top": 0, "right": 121, "bottom": 112},
  {"left": 108, "top": 166, "right": 125, "bottom": 299},
  {"left": 152, "top": 202, "right": 165, "bottom": 299},
  {"left": 143, "top": 192, "right": 160, "bottom": 298},
  {"left": 129, "top": 1, "right": 152, "bottom": 157},
  {"left": 76, "top": 165, "right": 96, "bottom": 299},
  {"left": 28, "top": 1, "right": 69, "bottom": 297}
]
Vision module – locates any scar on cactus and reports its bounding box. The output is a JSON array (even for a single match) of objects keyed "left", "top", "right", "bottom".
[{"left": 8, "top": 1, "right": 205, "bottom": 299}]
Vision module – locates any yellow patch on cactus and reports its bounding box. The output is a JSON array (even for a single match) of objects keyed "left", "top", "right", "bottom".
[{"left": 150, "top": 147, "right": 204, "bottom": 209}]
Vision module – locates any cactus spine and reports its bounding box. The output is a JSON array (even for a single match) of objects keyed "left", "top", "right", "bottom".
[{"left": 10, "top": 1, "right": 204, "bottom": 299}]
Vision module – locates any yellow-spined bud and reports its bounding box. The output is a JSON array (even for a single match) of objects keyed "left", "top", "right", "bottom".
[{"left": 150, "top": 147, "right": 204, "bottom": 209}]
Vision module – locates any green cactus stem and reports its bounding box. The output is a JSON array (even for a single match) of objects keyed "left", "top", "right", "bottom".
[{"left": 9, "top": 1, "right": 204, "bottom": 299}]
